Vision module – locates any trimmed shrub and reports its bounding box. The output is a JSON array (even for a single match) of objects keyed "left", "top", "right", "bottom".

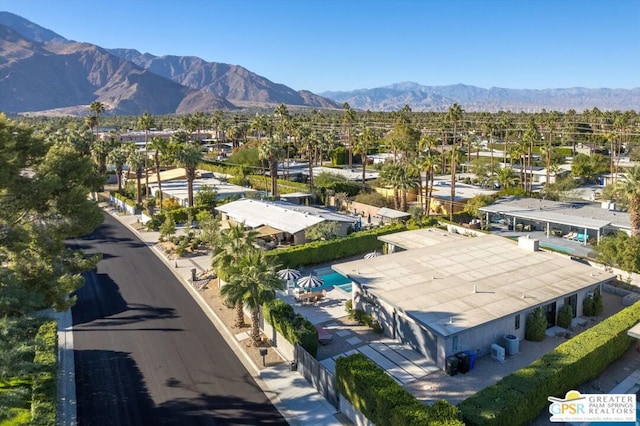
[
  {"left": 557, "top": 305, "right": 574, "bottom": 329},
  {"left": 525, "top": 307, "right": 547, "bottom": 342},
  {"left": 265, "top": 223, "right": 405, "bottom": 268},
  {"left": 262, "top": 299, "right": 318, "bottom": 357},
  {"left": 336, "top": 353, "right": 463, "bottom": 425}
]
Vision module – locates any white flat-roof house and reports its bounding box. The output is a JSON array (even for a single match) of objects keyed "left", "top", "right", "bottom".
[
  {"left": 332, "top": 229, "right": 615, "bottom": 370},
  {"left": 146, "top": 169, "right": 256, "bottom": 206},
  {"left": 215, "top": 199, "right": 358, "bottom": 245}
]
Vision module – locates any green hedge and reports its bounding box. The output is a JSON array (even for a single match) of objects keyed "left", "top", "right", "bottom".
[
  {"left": 262, "top": 299, "right": 318, "bottom": 357},
  {"left": 336, "top": 353, "right": 463, "bottom": 425},
  {"left": 265, "top": 224, "right": 405, "bottom": 268},
  {"left": 112, "top": 191, "right": 136, "bottom": 207},
  {"left": 458, "top": 301, "right": 640, "bottom": 426},
  {"left": 31, "top": 320, "right": 57, "bottom": 426}
]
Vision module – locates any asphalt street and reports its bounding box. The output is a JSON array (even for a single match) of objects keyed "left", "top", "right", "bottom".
[{"left": 71, "top": 213, "right": 287, "bottom": 425}]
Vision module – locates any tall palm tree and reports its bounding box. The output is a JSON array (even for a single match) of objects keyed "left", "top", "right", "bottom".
[
  {"left": 258, "top": 137, "right": 284, "bottom": 198},
  {"left": 172, "top": 141, "right": 203, "bottom": 207},
  {"left": 616, "top": 165, "right": 640, "bottom": 236},
  {"left": 138, "top": 112, "right": 156, "bottom": 199},
  {"left": 342, "top": 102, "right": 356, "bottom": 167},
  {"left": 89, "top": 101, "right": 105, "bottom": 142},
  {"left": 446, "top": 103, "right": 464, "bottom": 221},
  {"left": 221, "top": 248, "right": 284, "bottom": 345},
  {"left": 126, "top": 147, "right": 145, "bottom": 204},
  {"left": 353, "top": 126, "right": 379, "bottom": 184},
  {"left": 521, "top": 118, "right": 541, "bottom": 194},
  {"left": 416, "top": 148, "right": 438, "bottom": 217},
  {"left": 149, "top": 136, "right": 168, "bottom": 211},
  {"left": 274, "top": 103, "right": 290, "bottom": 176},
  {"left": 107, "top": 146, "right": 128, "bottom": 191}
]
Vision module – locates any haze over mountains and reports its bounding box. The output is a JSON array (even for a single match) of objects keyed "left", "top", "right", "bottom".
[{"left": 0, "top": 11, "right": 638, "bottom": 116}]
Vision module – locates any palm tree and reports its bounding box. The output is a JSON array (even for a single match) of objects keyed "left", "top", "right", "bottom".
[
  {"left": 258, "top": 137, "right": 284, "bottom": 198},
  {"left": 172, "top": 141, "right": 203, "bottom": 207},
  {"left": 353, "top": 126, "right": 379, "bottom": 184},
  {"left": 126, "top": 147, "right": 145, "bottom": 204},
  {"left": 342, "top": 102, "right": 356, "bottom": 167},
  {"left": 89, "top": 101, "right": 105, "bottom": 142},
  {"left": 521, "top": 118, "right": 541, "bottom": 194},
  {"left": 379, "top": 162, "right": 418, "bottom": 212},
  {"left": 211, "top": 223, "right": 259, "bottom": 327},
  {"left": 446, "top": 103, "right": 464, "bottom": 221},
  {"left": 107, "top": 146, "right": 128, "bottom": 191},
  {"left": 616, "top": 165, "right": 640, "bottom": 236},
  {"left": 149, "top": 136, "right": 168, "bottom": 210},
  {"left": 138, "top": 112, "right": 156, "bottom": 199},
  {"left": 492, "top": 167, "right": 518, "bottom": 190},
  {"left": 416, "top": 148, "right": 438, "bottom": 216},
  {"left": 221, "top": 248, "right": 283, "bottom": 345}
]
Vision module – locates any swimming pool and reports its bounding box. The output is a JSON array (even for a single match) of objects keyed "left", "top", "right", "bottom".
[{"left": 314, "top": 272, "right": 352, "bottom": 293}]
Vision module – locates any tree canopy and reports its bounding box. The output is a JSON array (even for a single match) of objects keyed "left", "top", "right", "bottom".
[{"left": 0, "top": 115, "right": 103, "bottom": 315}]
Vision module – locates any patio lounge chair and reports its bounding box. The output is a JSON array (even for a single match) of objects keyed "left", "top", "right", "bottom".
[
  {"left": 315, "top": 325, "right": 333, "bottom": 345},
  {"left": 562, "top": 232, "right": 576, "bottom": 240},
  {"left": 574, "top": 233, "right": 586, "bottom": 243}
]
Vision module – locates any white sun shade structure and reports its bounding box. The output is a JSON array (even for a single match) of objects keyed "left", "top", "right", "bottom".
[
  {"left": 277, "top": 268, "right": 301, "bottom": 281},
  {"left": 364, "top": 251, "right": 383, "bottom": 259},
  {"left": 297, "top": 274, "right": 324, "bottom": 290}
]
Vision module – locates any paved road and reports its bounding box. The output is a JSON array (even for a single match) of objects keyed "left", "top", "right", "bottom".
[{"left": 71, "top": 213, "right": 286, "bottom": 425}]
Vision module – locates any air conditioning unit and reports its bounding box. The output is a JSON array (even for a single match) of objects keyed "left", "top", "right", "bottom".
[{"left": 491, "top": 343, "right": 506, "bottom": 363}]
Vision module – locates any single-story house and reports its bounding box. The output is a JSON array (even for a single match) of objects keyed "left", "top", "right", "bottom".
[
  {"left": 332, "top": 229, "right": 615, "bottom": 370},
  {"left": 215, "top": 199, "right": 358, "bottom": 245},
  {"left": 479, "top": 197, "right": 631, "bottom": 244},
  {"left": 146, "top": 169, "right": 256, "bottom": 206}
]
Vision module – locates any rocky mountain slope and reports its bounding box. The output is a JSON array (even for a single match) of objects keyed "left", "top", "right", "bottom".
[
  {"left": 321, "top": 82, "right": 640, "bottom": 112},
  {"left": 0, "top": 11, "right": 337, "bottom": 115}
]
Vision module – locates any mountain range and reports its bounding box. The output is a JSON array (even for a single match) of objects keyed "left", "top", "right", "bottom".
[{"left": 0, "top": 11, "right": 638, "bottom": 116}]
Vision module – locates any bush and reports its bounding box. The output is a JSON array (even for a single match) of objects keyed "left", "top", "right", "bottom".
[
  {"left": 265, "top": 223, "right": 405, "bottom": 268},
  {"left": 263, "top": 299, "right": 318, "bottom": 357},
  {"left": 557, "top": 305, "right": 574, "bottom": 329},
  {"left": 458, "top": 300, "right": 640, "bottom": 426},
  {"left": 525, "top": 307, "right": 547, "bottom": 342},
  {"left": 336, "top": 353, "right": 463, "bottom": 425}
]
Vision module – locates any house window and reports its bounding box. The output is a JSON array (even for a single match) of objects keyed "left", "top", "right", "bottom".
[{"left": 515, "top": 314, "right": 521, "bottom": 330}]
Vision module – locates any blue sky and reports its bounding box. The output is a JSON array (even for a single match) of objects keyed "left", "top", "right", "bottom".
[{"left": 1, "top": 0, "right": 638, "bottom": 92}]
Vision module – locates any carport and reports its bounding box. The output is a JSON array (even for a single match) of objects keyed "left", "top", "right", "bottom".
[{"left": 480, "top": 205, "right": 610, "bottom": 245}]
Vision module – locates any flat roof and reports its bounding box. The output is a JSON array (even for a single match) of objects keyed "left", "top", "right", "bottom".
[
  {"left": 333, "top": 233, "right": 614, "bottom": 337},
  {"left": 303, "top": 166, "right": 379, "bottom": 181},
  {"left": 379, "top": 228, "right": 467, "bottom": 250},
  {"left": 215, "top": 199, "right": 357, "bottom": 234},
  {"left": 480, "top": 197, "right": 630, "bottom": 230},
  {"left": 377, "top": 207, "right": 410, "bottom": 219},
  {"left": 150, "top": 174, "right": 255, "bottom": 201}
]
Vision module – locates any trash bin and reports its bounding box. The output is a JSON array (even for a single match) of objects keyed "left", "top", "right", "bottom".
[
  {"left": 289, "top": 360, "right": 298, "bottom": 371},
  {"left": 456, "top": 351, "right": 471, "bottom": 374},
  {"left": 503, "top": 334, "right": 520, "bottom": 356},
  {"left": 464, "top": 350, "right": 477, "bottom": 371},
  {"left": 445, "top": 356, "right": 459, "bottom": 376}
]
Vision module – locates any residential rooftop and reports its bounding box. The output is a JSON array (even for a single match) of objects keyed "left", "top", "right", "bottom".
[
  {"left": 215, "top": 199, "right": 356, "bottom": 235},
  {"left": 333, "top": 233, "right": 614, "bottom": 337}
]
